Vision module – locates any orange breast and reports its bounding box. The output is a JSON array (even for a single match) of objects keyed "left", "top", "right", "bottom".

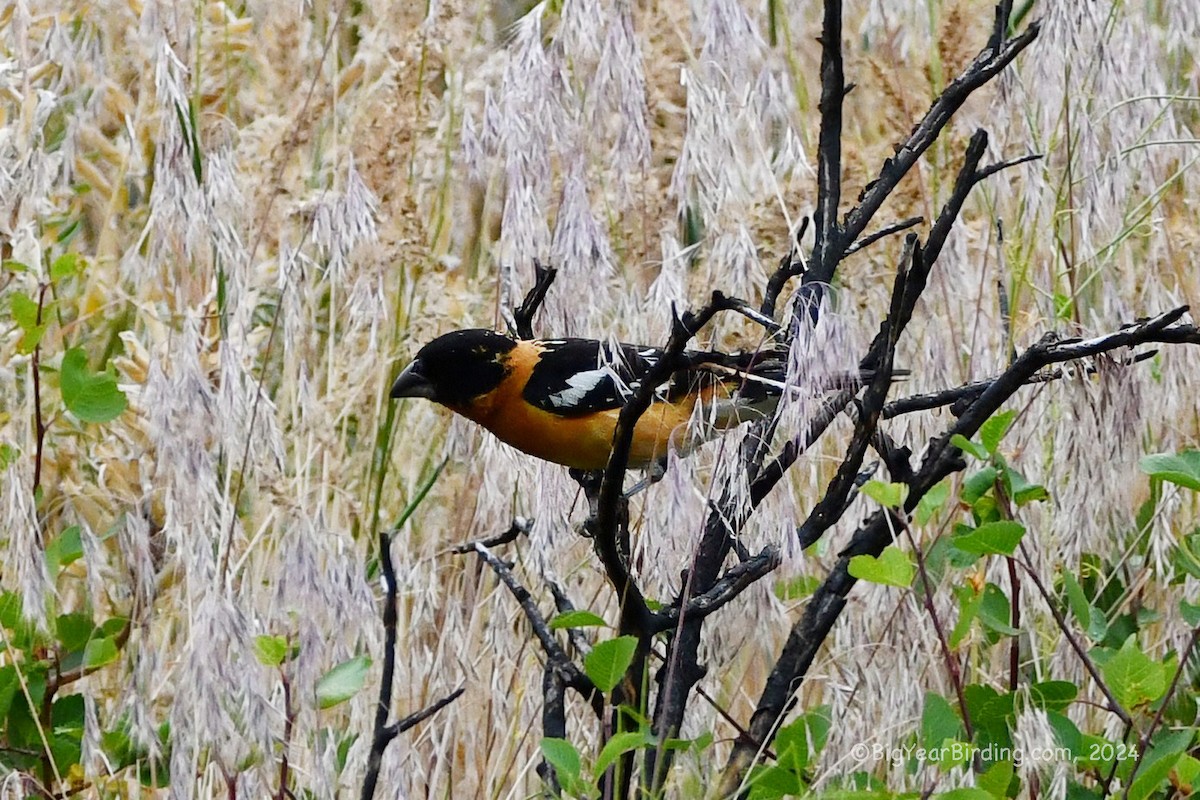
[{"left": 450, "top": 348, "right": 702, "bottom": 470}]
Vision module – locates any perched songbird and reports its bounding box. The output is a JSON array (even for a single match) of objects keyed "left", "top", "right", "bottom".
[{"left": 389, "top": 328, "right": 829, "bottom": 471}]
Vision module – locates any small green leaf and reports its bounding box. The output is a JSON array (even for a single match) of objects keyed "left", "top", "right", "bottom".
[
  {"left": 316, "top": 655, "right": 371, "bottom": 709},
  {"left": 60, "top": 348, "right": 128, "bottom": 423},
  {"left": 50, "top": 252, "right": 81, "bottom": 281},
  {"left": 1003, "top": 466, "right": 1050, "bottom": 506},
  {"left": 979, "top": 410, "right": 1016, "bottom": 455},
  {"left": 951, "top": 434, "right": 990, "bottom": 461},
  {"left": 1029, "top": 680, "right": 1077, "bottom": 712},
  {"left": 1180, "top": 599, "right": 1200, "bottom": 627},
  {"left": 45, "top": 525, "right": 84, "bottom": 576},
  {"left": 977, "top": 760, "right": 1014, "bottom": 799},
  {"left": 594, "top": 730, "right": 652, "bottom": 776},
  {"left": 977, "top": 583, "right": 1019, "bottom": 635},
  {"left": 0, "top": 664, "right": 19, "bottom": 719},
  {"left": 549, "top": 610, "right": 608, "bottom": 630},
  {"left": 540, "top": 737, "right": 581, "bottom": 787},
  {"left": 949, "top": 583, "right": 983, "bottom": 648},
  {"left": 848, "top": 546, "right": 915, "bottom": 587},
  {"left": 962, "top": 466, "right": 999, "bottom": 504},
  {"left": 1102, "top": 636, "right": 1167, "bottom": 708},
  {"left": 935, "top": 789, "right": 994, "bottom": 800},
  {"left": 1139, "top": 451, "right": 1200, "bottom": 492},
  {"left": 83, "top": 636, "right": 119, "bottom": 669},
  {"left": 56, "top": 613, "right": 95, "bottom": 651},
  {"left": 10, "top": 291, "right": 48, "bottom": 354},
  {"left": 921, "top": 692, "right": 963, "bottom": 750},
  {"left": 860, "top": 480, "right": 907, "bottom": 508},
  {"left": 915, "top": 479, "right": 952, "bottom": 526},
  {"left": 774, "top": 575, "right": 820, "bottom": 601},
  {"left": 254, "top": 635, "right": 291, "bottom": 667},
  {"left": 584, "top": 636, "right": 639, "bottom": 693},
  {"left": 952, "top": 520, "right": 1026, "bottom": 556}
]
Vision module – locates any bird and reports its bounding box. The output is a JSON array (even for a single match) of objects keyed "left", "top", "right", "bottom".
[{"left": 390, "top": 328, "right": 867, "bottom": 472}]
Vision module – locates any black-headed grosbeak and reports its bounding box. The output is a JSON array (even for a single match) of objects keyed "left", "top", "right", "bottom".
[{"left": 389, "top": 328, "right": 803, "bottom": 471}]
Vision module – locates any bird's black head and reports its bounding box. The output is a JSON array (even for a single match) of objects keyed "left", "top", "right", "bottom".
[{"left": 390, "top": 329, "right": 518, "bottom": 408}]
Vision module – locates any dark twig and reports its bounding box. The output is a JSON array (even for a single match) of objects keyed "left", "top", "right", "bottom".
[
  {"left": 362, "top": 534, "right": 464, "bottom": 800},
  {"left": 761, "top": 218, "right": 809, "bottom": 319},
  {"left": 448, "top": 516, "right": 532, "bottom": 554},
  {"left": 657, "top": 547, "right": 782, "bottom": 628},
  {"left": 511, "top": 259, "right": 558, "bottom": 339},
  {"left": 844, "top": 216, "right": 924, "bottom": 256},
  {"left": 1015, "top": 545, "right": 1132, "bottom": 727},
  {"left": 881, "top": 350, "right": 1157, "bottom": 418},
  {"left": 473, "top": 543, "right": 602, "bottom": 714},
  {"left": 388, "top": 687, "right": 466, "bottom": 738},
  {"left": 809, "top": 20, "right": 1041, "bottom": 284},
  {"left": 810, "top": 0, "right": 846, "bottom": 284}
]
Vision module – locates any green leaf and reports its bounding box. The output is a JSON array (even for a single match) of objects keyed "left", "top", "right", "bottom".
[
  {"left": 83, "top": 636, "right": 120, "bottom": 669},
  {"left": 1139, "top": 451, "right": 1200, "bottom": 492},
  {"left": 1029, "top": 680, "right": 1077, "bottom": 712},
  {"left": 921, "top": 693, "right": 963, "bottom": 750},
  {"left": 915, "top": 479, "right": 952, "bottom": 526},
  {"left": 1180, "top": 599, "right": 1200, "bottom": 627},
  {"left": 549, "top": 610, "right": 608, "bottom": 630},
  {"left": 977, "top": 583, "right": 1019, "bottom": 636},
  {"left": 848, "top": 546, "right": 915, "bottom": 587},
  {"left": 977, "top": 759, "right": 1014, "bottom": 799},
  {"left": 952, "top": 520, "right": 1026, "bottom": 556},
  {"left": 56, "top": 612, "right": 95, "bottom": 651},
  {"left": 1127, "top": 729, "right": 1192, "bottom": 800},
  {"left": 1063, "top": 570, "right": 1107, "bottom": 641},
  {"left": 774, "top": 575, "right": 820, "bottom": 601},
  {"left": 254, "top": 635, "right": 291, "bottom": 667},
  {"left": 951, "top": 434, "right": 990, "bottom": 461},
  {"left": 747, "top": 764, "right": 803, "bottom": 799},
  {"left": 1102, "top": 636, "right": 1167, "bottom": 708},
  {"left": 949, "top": 584, "right": 983, "bottom": 648},
  {"left": 935, "top": 789, "right": 994, "bottom": 800},
  {"left": 962, "top": 466, "right": 999, "bottom": 504},
  {"left": 49, "top": 252, "right": 81, "bottom": 281},
  {"left": 860, "top": 480, "right": 907, "bottom": 508},
  {"left": 45, "top": 525, "right": 84, "bottom": 576},
  {"left": 979, "top": 410, "right": 1016, "bottom": 455},
  {"left": 0, "top": 664, "right": 18, "bottom": 719},
  {"left": 584, "top": 636, "right": 639, "bottom": 693},
  {"left": 594, "top": 730, "right": 652, "bottom": 777},
  {"left": 540, "top": 737, "right": 581, "bottom": 788},
  {"left": 60, "top": 347, "right": 128, "bottom": 423},
  {"left": 1003, "top": 467, "right": 1050, "bottom": 506},
  {"left": 10, "top": 291, "right": 48, "bottom": 353},
  {"left": 316, "top": 655, "right": 371, "bottom": 709}
]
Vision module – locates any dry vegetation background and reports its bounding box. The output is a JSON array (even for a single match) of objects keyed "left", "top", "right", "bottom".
[{"left": 1, "top": 0, "right": 1198, "bottom": 796}]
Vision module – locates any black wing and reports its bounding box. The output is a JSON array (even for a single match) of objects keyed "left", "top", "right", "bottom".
[
  {"left": 523, "top": 338, "right": 666, "bottom": 416},
  {"left": 523, "top": 338, "right": 790, "bottom": 417}
]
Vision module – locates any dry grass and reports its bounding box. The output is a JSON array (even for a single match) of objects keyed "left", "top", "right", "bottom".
[{"left": 1, "top": 0, "right": 1197, "bottom": 796}]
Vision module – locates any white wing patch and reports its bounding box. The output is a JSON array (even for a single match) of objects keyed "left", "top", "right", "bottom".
[{"left": 547, "top": 367, "right": 613, "bottom": 409}]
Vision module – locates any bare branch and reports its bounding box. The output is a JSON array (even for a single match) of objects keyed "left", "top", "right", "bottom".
[
  {"left": 843, "top": 215, "right": 923, "bottom": 257},
  {"left": 511, "top": 259, "right": 558, "bottom": 339}
]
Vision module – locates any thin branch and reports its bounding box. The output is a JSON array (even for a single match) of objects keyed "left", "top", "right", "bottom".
[
  {"left": 657, "top": 547, "right": 782, "bottom": 629},
  {"left": 844, "top": 216, "right": 924, "bottom": 256},
  {"left": 387, "top": 687, "right": 466, "bottom": 738},
  {"left": 474, "top": 543, "right": 603, "bottom": 715},
  {"left": 761, "top": 218, "right": 809, "bottom": 319},
  {"left": 1015, "top": 546, "right": 1132, "bottom": 727},
  {"left": 448, "top": 516, "right": 532, "bottom": 554},
  {"left": 827, "top": 23, "right": 1041, "bottom": 279},
  {"left": 511, "top": 260, "right": 558, "bottom": 339},
  {"left": 810, "top": 0, "right": 846, "bottom": 282}
]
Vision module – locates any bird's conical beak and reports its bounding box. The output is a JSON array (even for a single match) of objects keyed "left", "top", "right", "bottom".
[{"left": 390, "top": 359, "right": 436, "bottom": 400}]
